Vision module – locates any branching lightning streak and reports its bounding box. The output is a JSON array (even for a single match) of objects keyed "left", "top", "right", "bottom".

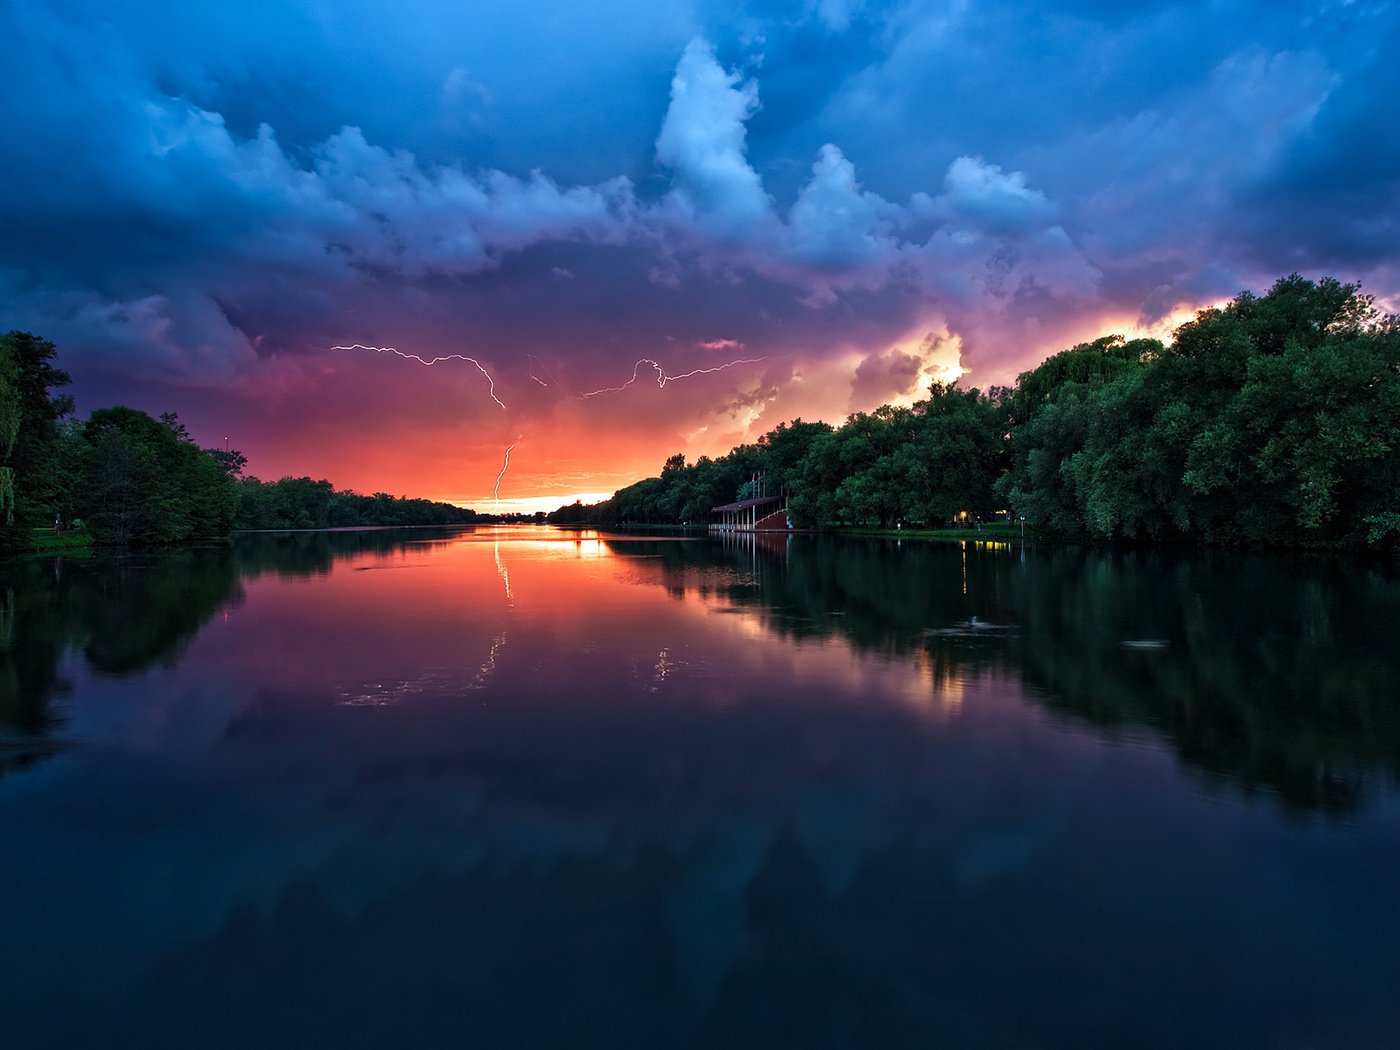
[
  {"left": 574, "top": 358, "right": 659, "bottom": 398},
  {"left": 575, "top": 357, "right": 769, "bottom": 399},
  {"left": 331, "top": 344, "right": 506, "bottom": 410},
  {"left": 526, "top": 354, "right": 553, "bottom": 387},
  {"left": 493, "top": 440, "right": 518, "bottom": 503}
]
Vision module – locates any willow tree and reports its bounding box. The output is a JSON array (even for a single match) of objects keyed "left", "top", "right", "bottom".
[
  {"left": 0, "top": 332, "right": 73, "bottom": 543},
  {"left": 0, "top": 343, "right": 20, "bottom": 525}
]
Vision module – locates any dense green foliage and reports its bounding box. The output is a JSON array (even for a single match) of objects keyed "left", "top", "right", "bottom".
[
  {"left": 0, "top": 366, "right": 245, "bottom": 546},
  {"left": 0, "top": 332, "right": 73, "bottom": 542},
  {"left": 77, "top": 408, "right": 237, "bottom": 543},
  {"left": 555, "top": 275, "right": 1400, "bottom": 549},
  {"left": 0, "top": 349, "right": 18, "bottom": 525},
  {"left": 790, "top": 384, "right": 1009, "bottom": 527},
  {"left": 554, "top": 389, "right": 1010, "bottom": 530},
  {"left": 232, "top": 475, "right": 482, "bottom": 530},
  {"left": 1000, "top": 276, "right": 1400, "bottom": 546}
]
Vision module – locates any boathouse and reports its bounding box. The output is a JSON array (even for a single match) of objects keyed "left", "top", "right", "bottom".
[{"left": 711, "top": 484, "right": 790, "bottom": 531}]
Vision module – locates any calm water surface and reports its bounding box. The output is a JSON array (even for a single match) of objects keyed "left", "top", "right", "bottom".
[{"left": 3, "top": 527, "right": 1399, "bottom": 1048}]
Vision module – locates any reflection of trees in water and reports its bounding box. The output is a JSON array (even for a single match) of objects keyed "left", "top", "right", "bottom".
[
  {"left": 0, "top": 572, "right": 70, "bottom": 775},
  {"left": 637, "top": 536, "right": 1400, "bottom": 816},
  {"left": 232, "top": 526, "right": 472, "bottom": 580},
  {"left": 76, "top": 549, "right": 244, "bottom": 675},
  {"left": 1009, "top": 552, "right": 1400, "bottom": 815},
  {"left": 7, "top": 527, "right": 1400, "bottom": 814},
  {"left": 632, "top": 536, "right": 1011, "bottom": 657},
  {"left": 0, "top": 527, "right": 482, "bottom": 778},
  {"left": 0, "top": 549, "right": 245, "bottom": 775}
]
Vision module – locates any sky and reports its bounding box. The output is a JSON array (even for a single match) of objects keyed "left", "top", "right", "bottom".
[{"left": 2, "top": 0, "right": 1397, "bottom": 512}]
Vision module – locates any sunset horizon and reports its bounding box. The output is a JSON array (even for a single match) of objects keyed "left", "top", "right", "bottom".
[{"left": 5, "top": 1, "right": 1397, "bottom": 510}]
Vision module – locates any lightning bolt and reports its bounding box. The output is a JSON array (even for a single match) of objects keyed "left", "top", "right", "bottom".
[
  {"left": 668, "top": 358, "right": 772, "bottom": 383},
  {"left": 493, "top": 440, "right": 518, "bottom": 503},
  {"left": 526, "top": 354, "right": 553, "bottom": 387},
  {"left": 576, "top": 357, "right": 769, "bottom": 399},
  {"left": 576, "top": 358, "right": 664, "bottom": 398},
  {"left": 331, "top": 344, "right": 506, "bottom": 410}
]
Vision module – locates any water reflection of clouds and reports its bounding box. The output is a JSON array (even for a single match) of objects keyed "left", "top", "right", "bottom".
[
  {"left": 58, "top": 657, "right": 253, "bottom": 755},
  {"left": 9, "top": 532, "right": 1400, "bottom": 1045}
]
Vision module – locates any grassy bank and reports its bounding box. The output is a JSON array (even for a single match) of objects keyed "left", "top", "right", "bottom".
[
  {"left": 18, "top": 528, "right": 95, "bottom": 553},
  {"left": 845, "top": 522, "right": 1028, "bottom": 542}
]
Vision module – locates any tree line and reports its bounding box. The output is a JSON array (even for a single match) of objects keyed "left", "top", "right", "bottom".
[
  {"left": 0, "top": 332, "right": 486, "bottom": 547},
  {"left": 231, "top": 475, "right": 484, "bottom": 531},
  {"left": 551, "top": 275, "right": 1400, "bottom": 549}
]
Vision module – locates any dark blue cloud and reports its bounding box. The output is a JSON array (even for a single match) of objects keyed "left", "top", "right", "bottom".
[
  {"left": 1227, "top": 10, "right": 1400, "bottom": 271},
  {"left": 0, "top": 0, "right": 1396, "bottom": 418}
]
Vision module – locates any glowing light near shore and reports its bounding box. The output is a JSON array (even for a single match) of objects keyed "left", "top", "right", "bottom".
[
  {"left": 576, "top": 357, "right": 770, "bottom": 399},
  {"left": 331, "top": 344, "right": 506, "bottom": 409}
]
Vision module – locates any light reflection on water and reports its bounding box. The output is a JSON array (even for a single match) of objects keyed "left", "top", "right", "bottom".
[{"left": 2, "top": 526, "right": 1399, "bottom": 1049}]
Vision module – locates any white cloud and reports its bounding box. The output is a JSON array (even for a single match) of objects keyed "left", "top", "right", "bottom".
[
  {"left": 655, "top": 39, "right": 776, "bottom": 242},
  {"left": 649, "top": 38, "right": 1097, "bottom": 319},
  {"left": 808, "top": 0, "right": 865, "bottom": 32},
  {"left": 787, "top": 144, "right": 900, "bottom": 269},
  {"left": 924, "top": 156, "right": 1057, "bottom": 234},
  {"left": 310, "top": 126, "right": 634, "bottom": 276}
]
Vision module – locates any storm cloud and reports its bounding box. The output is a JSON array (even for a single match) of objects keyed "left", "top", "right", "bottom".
[{"left": 1, "top": 0, "right": 1395, "bottom": 508}]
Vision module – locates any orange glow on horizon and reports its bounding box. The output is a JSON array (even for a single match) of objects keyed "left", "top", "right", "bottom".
[
  {"left": 962, "top": 294, "right": 1234, "bottom": 387},
  {"left": 227, "top": 293, "right": 1245, "bottom": 513},
  {"left": 452, "top": 491, "right": 621, "bottom": 516}
]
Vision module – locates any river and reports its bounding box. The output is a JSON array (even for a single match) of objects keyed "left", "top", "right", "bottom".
[{"left": 2, "top": 527, "right": 1398, "bottom": 1048}]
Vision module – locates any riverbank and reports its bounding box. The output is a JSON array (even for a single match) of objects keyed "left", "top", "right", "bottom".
[
  {"left": 611, "top": 522, "right": 1030, "bottom": 543},
  {"left": 16, "top": 528, "right": 95, "bottom": 553},
  {"left": 843, "top": 522, "right": 1026, "bottom": 542}
]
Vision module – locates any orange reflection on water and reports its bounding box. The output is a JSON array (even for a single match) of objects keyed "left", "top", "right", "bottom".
[{"left": 216, "top": 526, "right": 983, "bottom": 723}]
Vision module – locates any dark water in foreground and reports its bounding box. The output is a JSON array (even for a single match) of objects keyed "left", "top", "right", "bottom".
[{"left": 3, "top": 527, "right": 1399, "bottom": 1048}]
